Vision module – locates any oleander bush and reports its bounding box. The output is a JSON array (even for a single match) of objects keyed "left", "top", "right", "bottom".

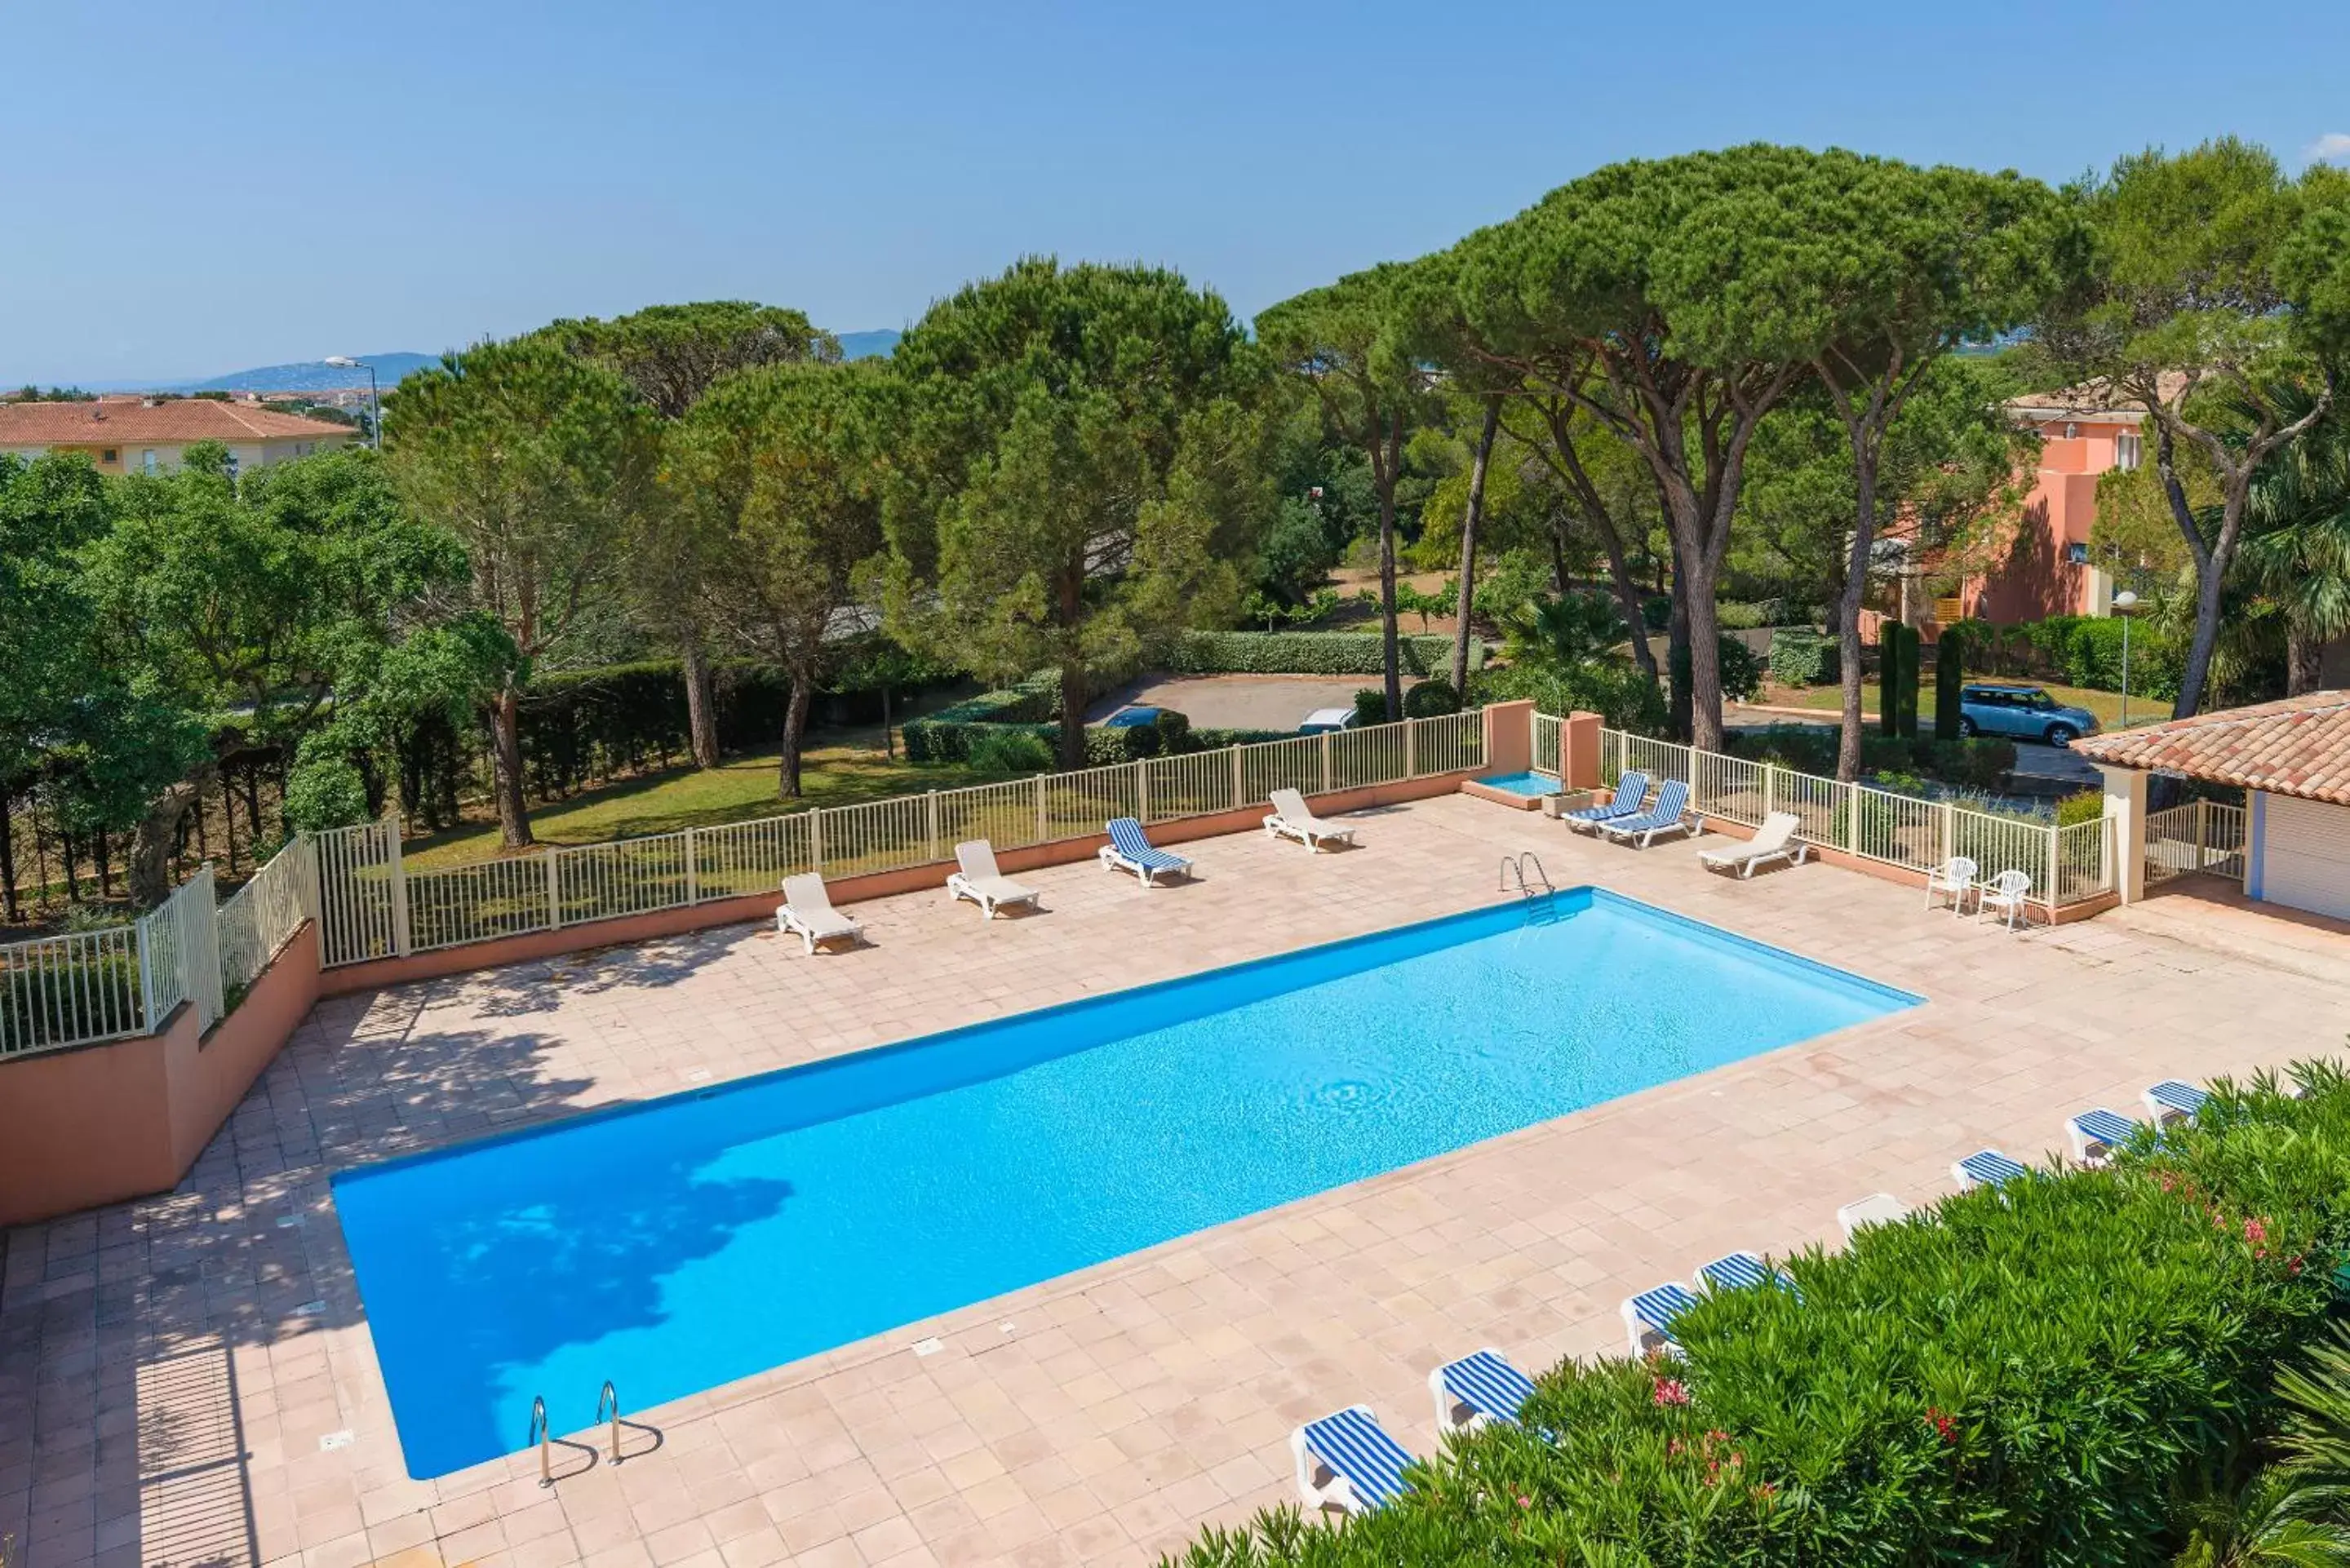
[
  {"left": 1168, "top": 631, "right": 1480, "bottom": 677},
  {"left": 1168, "top": 1065, "right": 2350, "bottom": 1568},
  {"left": 1470, "top": 660, "right": 1670, "bottom": 737}
]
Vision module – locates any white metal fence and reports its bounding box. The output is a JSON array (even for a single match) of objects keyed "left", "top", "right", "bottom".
[
  {"left": 310, "top": 713, "right": 1488, "bottom": 968},
  {"left": 1581, "top": 728, "right": 2117, "bottom": 914},
  {"left": 2145, "top": 800, "right": 2249, "bottom": 887},
  {"left": 2, "top": 836, "right": 317, "bottom": 1060}
]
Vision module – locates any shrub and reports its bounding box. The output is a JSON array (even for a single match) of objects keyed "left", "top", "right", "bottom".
[
  {"left": 1768, "top": 627, "right": 1838, "bottom": 687},
  {"left": 1716, "top": 600, "right": 1780, "bottom": 631},
  {"left": 1472, "top": 660, "right": 1669, "bottom": 737},
  {"left": 1727, "top": 727, "right": 2015, "bottom": 790},
  {"left": 2057, "top": 790, "right": 2108, "bottom": 826},
  {"left": 1402, "top": 679, "right": 1461, "bottom": 718},
  {"left": 1968, "top": 614, "right": 2186, "bottom": 699},
  {"left": 1172, "top": 1067, "right": 2349, "bottom": 1568},
  {"left": 1350, "top": 688, "right": 1390, "bottom": 729},
  {"left": 1168, "top": 630, "right": 1480, "bottom": 677},
  {"left": 1669, "top": 635, "right": 1765, "bottom": 706},
  {"left": 963, "top": 728, "right": 1055, "bottom": 776},
  {"left": 283, "top": 746, "right": 371, "bottom": 832},
  {"left": 1640, "top": 592, "right": 1673, "bottom": 630}
]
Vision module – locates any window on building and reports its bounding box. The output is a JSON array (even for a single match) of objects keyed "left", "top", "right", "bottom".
[
  {"left": 100, "top": 448, "right": 117, "bottom": 463},
  {"left": 2116, "top": 432, "right": 2143, "bottom": 472},
  {"left": 141, "top": 450, "right": 157, "bottom": 474},
  {"left": 2065, "top": 542, "right": 2090, "bottom": 565},
  {"left": 2064, "top": 422, "right": 2079, "bottom": 440}
]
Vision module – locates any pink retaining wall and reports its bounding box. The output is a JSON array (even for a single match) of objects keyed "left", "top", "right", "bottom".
[{"left": 0, "top": 922, "right": 324, "bottom": 1227}]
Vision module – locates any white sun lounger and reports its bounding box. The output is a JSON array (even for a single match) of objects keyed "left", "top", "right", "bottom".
[
  {"left": 945, "top": 839, "right": 1040, "bottom": 919},
  {"left": 1697, "top": 811, "right": 1808, "bottom": 879},
  {"left": 1837, "top": 1193, "right": 1909, "bottom": 1241},
  {"left": 777, "top": 874, "right": 862, "bottom": 955},
  {"left": 1622, "top": 1282, "right": 1698, "bottom": 1357},
  {"left": 2067, "top": 1108, "right": 2141, "bottom": 1165},
  {"left": 1953, "top": 1149, "right": 2030, "bottom": 1191},
  {"left": 1097, "top": 817, "right": 1192, "bottom": 887},
  {"left": 1292, "top": 1405, "right": 1415, "bottom": 1515},
  {"left": 1429, "top": 1349, "right": 1539, "bottom": 1433},
  {"left": 2144, "top": 1079, "right": 2208, "bottom": 1127},
  {"left": 1263, "top": 788, "right": 1357, "bottom": 852}
]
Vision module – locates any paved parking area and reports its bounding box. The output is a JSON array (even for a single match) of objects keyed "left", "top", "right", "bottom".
[
  {"left": 5, "top": 795, "right": 2343, "bottom": 1568},
  {"left": 1084, "top": 674, "right": 1416, "bottom": 732}
]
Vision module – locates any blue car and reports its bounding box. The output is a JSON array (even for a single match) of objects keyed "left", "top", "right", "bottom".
[{"left": 1954, "top": 682, "right": 2100, "bottom": 747}]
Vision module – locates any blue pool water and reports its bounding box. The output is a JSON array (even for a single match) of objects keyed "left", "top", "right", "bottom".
[
  {"left": 335, "top": 889, "right": 1915, "bottom": 1478},
  {"left": 1474, "top": 770, "right": 1563, "bottom": 797}
]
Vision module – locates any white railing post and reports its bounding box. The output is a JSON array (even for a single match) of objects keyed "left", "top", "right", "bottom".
[
  {"left": 1403, "top": 719, "right": 1417, "bottom": 779},
  {"left": 1320, "top": 731, "right": 1332, "bottom": 795},
  {"left": 925, "top": 791, "right": 940, "bottom": 862},
  {"left": 1035, "top": 774, "right": 1049, "bottom": 842},
  {"left": 2195, "top": 797, "right": 2210, "bottom": 870},
  {"left": 2046, "top": 819, "right": 2061, "bottom": 915},
  {"left": 811, "top": 808, "right": 826, "bottom": 872},
  {"left": 1230, "top": 744, "right": 1244, "bottom": 810},
  {"left": 545, "top": 850, "right": 562, "bottom": 931},
  {"left": 1137, "top": 759, "right": 1150, "bottom": 824},
  {"left": 387, "top": 815, "right": 412, "bottom": 958},
  {"left": 684, "top": 826, "right": 700, "bottom": 905},
  {"left": 1939, "top": 801, "right": 1954, "bottom": 871},
  {"left": 1761, "top": 763, "right": 1776, "bottom": 822}
]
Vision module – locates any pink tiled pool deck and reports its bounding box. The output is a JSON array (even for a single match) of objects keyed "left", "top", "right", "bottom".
[{"left": 6, "top": 793, "right": 2346, "bottom": 1568}]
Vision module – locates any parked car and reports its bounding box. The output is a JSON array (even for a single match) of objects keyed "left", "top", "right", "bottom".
[
  {"left": 1298, "top": 706, "right": 1357, "bottom": 735},
  {"left": 1954, "top": 682, "right": 2100, "bottom": 746},
  {"left": 1103, "top": 706, "right": 1164, "bottom": 729}
]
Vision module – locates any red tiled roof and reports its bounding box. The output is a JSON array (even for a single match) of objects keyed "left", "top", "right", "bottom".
[
  {"left": 2073, "top": 691, "right": 2350, "bottom": 805},
  {"left": 0, "top": 397, "right": 352, "bottom": 446}
]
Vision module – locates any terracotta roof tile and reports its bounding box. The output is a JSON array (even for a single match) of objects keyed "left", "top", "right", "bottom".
[
  {"left": 0, "top": 397, "right": 352, "bottom": 446},
  {"left": 2073, "top": 691, "right": 2350, "bottom": 805}
]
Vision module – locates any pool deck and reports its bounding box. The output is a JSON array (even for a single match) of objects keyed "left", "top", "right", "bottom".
[{"left": 7, "top": 793, "right": 2345, "bottom": 1568}]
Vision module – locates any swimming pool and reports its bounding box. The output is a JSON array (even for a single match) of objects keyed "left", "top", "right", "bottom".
[
  {"left": 335, "top": 888, "right": 1916, "bottom": 1478},
  {"left": 1469, "top": 770, "right": 1562, "bottom": 797}
]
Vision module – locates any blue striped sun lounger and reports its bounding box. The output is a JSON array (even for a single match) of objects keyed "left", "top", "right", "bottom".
[
  {"left": 1598, "top": 777, "right": 1699, "bottom": 848},
  {"left": 2068, "top": 1108, "right": 2141, "bottom": 1164},
  {"left": 1292, "top": 1406, "right": 1415, "bottom": 1514},
  {"left": 1953, "top": 1149, "right": 2031, "bottom": 1191},
  {"left": 1098, "top": 817, "right": 1193, "bottom": 887},
  {"left": 1623, "top": 1282, "right": 1698, "bottom": 1356},
  {"left": 1430, "top": 1349, "right": 1539, "bottom": 1432},
  {"left": 2144, "top": 1079, "right": 2208, "bottom": 1126},
  {"left": 1697, "top": 1251, "right": 1794, "bottom": 1296},
  {"left": 1563, "top": 772, "right": 1650, "bottom": 829}
]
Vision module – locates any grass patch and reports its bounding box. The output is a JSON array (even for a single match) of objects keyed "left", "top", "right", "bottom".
[{"left": 403, "top": 730, "right": 993, "bottom": 869}]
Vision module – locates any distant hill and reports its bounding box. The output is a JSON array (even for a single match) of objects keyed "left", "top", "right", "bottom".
[
  {"left": 837, "top": 330, "right": 899, "bottom": 360},
  {"left": 183, "top": 352, "right": 441, "bottom": 394}
]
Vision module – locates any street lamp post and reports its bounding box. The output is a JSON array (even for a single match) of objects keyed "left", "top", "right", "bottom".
[
  {"left": 324, "top": 356, "right": 380, "bottom": 449},
  {"left": 2112, "top": 590, "right": 2139, "bottom": 727}
]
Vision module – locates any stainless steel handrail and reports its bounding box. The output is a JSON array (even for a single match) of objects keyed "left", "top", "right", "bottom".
[
  {"left": 595, "top": 1380, "right": 623, "bottom": 1464},
  {"left": 528, "top": 1395, "right": 552, "bottom": 1487}
]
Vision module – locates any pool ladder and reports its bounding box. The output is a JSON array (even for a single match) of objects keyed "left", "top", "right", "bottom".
[
  {"left": 527, "top": 1381, "right": 627, "bottom": 1487},
  {"left": 1500, "top": 852, "right": 1554, "bottom": 899}
]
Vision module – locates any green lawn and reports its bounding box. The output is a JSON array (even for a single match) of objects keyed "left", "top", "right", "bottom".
[
  {"left": 402, "top": 731, "right": 992, "bottom": 870},
  {"left": 1762, "top": 679, "right": 2166, "bottom": 731}
]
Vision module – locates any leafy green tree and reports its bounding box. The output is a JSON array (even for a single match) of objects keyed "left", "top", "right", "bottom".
[
  {"left": 1257, "top": 264, "right": 1441, "bottom": 720},
  {"left": 2038, "top": 140, "right": 2350, "bottom": 716},
  {"left": 676, "top": 362, "right": 891, "bottom": 796},
  {"left": 2232, "top": 385, "right": 2350, "bottom": 694},
  {"left": 884, "top": 258, "right": 1266, "bottom": 766},
  {"left": 548, "top": 302, "right": 842, "bottom": 768},
  {"left": 388, "top": 338, "right": 658, "bottom": 847},
  {"left": 1456, "top": 145, "right": 2046, "bottom": 751}
]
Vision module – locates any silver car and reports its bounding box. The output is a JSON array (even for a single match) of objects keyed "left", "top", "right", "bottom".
[{"left": 1954, "top": 682, "right": 2101, "bottom": 747}]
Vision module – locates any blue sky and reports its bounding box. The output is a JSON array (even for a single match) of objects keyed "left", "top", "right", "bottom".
[{"left": 4, "top": 0, "right": 2347, "bottom": 386}]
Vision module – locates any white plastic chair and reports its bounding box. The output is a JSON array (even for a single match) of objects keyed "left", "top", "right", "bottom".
[
  {"left": 1924, "top": 856, "right": 1977, "bottom": 915},
  {"left": 1977, "top": 868, "right": 2033, "bottom": 932}
]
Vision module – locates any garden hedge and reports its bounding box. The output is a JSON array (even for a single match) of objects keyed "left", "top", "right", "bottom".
[
  {"left": 1768, "top": 627, "right": 1839, "bottom": 686},
  {"left": 1169, "top": 1065, "right": 2350, "bottom": 1568},
  {"left": 1728, "top": 725, "right": 2016, "bottom": 791},
  {"left": 1969, "top": 614, "right": 2185, "bottom": 699},
  {"left": 1166, "top": 631, "right": 1481, "bottom": 677}
]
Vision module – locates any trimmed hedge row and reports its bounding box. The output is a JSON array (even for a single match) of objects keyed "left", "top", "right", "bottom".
[
  {"left": 907, "top": 715, "right": 1292, "bottom": 767},
  {"left": 1968, "top": 614, "right": 2186, "bottom": 699},
  {"left": 1728, "top": 724, "right": 2016, "bottom": 791},
  {"left": 1768, "top": 627, "right": 1839, "bottom": 685},
  {"left": 1169, "top": 1064, "right": 2350, "bottom": 1568},
  {"left": 1166, "top": 631, "right": 1481, "bottom": 677}
]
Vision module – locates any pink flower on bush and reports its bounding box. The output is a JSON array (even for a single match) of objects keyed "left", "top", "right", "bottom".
[
  {"left": 1515, "top": 1494, "right": 1532, "bottom": 1509},
  {"left": 1925, "top": 1406, "right": 1959, "bottom": 1445},
  {"left": 1653, "top": 1376, "right": 1692, "bottom": 1407},
  {"left": 2246, "top": 1217, "right": 2270, "bottom": 1247}
]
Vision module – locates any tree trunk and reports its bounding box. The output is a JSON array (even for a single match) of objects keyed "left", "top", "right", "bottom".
[
  {"left": 129, "top": 764, "right": 215, "bottom": 908},
  {"left": 1377, "top": 477, "right": 1402, "bottom": 722},
  {"left": 1451, "top": 398, "right": 1501, "bottom": 698},
  {"left": 0, "top": 782, "right": 16, "bottom": 926},
  {"left": 1834, "top": 437, "right": 1882, "bottom": 782},
  {"left": 1665, "top": 549, "right": 1693, "bottom": 742},
  {"left": 880, "top": 684, "right": 895, "bottom": 761},
  {"left": 487, "top": 688, "right": 534, "bottom": 849},
  {"left": 2287, "top": 622, "right": 2323, "bottom": 697},
  {"left": 1680, "top": 556, "right": 1726, "bottom": 753},
  {"left": 778, "top": 669, "right": 814, "bottom": 799},
  {"left": 1058, "top": 658, "right": 1089, "bottom": 771},
  {"left": 681, "top": 636, "right": 722, "bottom": 768},
  {"left": 1595, "top": 525, "right": 1658, "bottom": 685},
  {"left": 242, "top": 761, "right": 264, "bottom": 841}
]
